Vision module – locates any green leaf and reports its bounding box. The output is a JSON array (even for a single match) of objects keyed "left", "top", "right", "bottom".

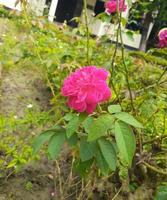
[
  {"left": 74, "top": 159, "right": 93, "bottom": 178},
  {"left": 64, "top": 113, "right": 75, "bottom": 121},
  {"left": 88, "top": 114, "right": 114, "bottom": 141},
  {"left": 155, "top": 184, "right": 167, "bottom": 200},
  {"left": 48, "top": 132, "right": 66, "bottom": 159},
  {"left": 126, "top": 31, "right": 134, "bottom": 41},
  {"left": 114, "top": 112, "right": 143, "bottom": 128},
  {"left": 67, "top": 134, "right": 78, "bottom": 147},
  {"left": 126, "top": 0, "right": 132, "bottom": 7},
  {"left": 82, "top": 116, "right": 93, "bottom": 133},
  {"left": 32, "top": 130, "right": 55, "bottom": 154},
  {"left": 66, "top": 114, "right": 85, "bottom": 138},
  {"left": 95, "top": 12, "right": 112, "bottom": 23},
  {"left": 98, "top": 138, "right": 117, "bottom": 171},
  {"left": 108, "top": 105, "right": 122, "bottom": 114},
  {"left": 66, "top": 116, "right": 79, "bottom": 138},
  {"left": 121, "top": 17, "right": 127, "bottom": 27},
  {"left": 115, "top": 121, "right": 136, "bottom": 166},
  {"left": 95, "top": 149, "right": 109, "bottom": 175},
  {"left": 80, "top": 139, "right": 97, "bottom": 161}
]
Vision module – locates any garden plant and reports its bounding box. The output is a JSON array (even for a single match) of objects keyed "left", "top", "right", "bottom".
[{"left": 0, "top": 0, "right": 167, "bottom": 199}]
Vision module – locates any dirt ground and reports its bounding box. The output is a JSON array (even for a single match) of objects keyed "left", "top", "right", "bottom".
[
  {"left": 0, "top": 63, "right": 57, "bottom": 200},
  {"left": 0, "top": 66, "right": 51, "bottom": 116}
]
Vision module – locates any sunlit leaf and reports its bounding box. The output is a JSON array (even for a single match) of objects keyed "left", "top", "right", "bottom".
[
  {"left": 115, "top": 121, "right": 136, "bottom": 166},
  {"left": 98, "top": 138, "right": 117, "bottom": 171},
  {"left": 115, "top": 112, "right": 143, "bottom": 128},
  {"left": 48, "top": 132, "right": 66, "bottom": 159},
  {"left": 88, "top": 114, "right": 114, "bottom": 141}
]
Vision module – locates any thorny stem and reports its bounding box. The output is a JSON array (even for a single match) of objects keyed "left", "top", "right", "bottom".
[
  {"left": 118, "top": 10, "right": 135, "bottom": 112},
  {"left": 109, "top": 2, "right": 122, "bottom": 108},
  {"left": 83, "top": 0, "right": 90, "bottom": 65},
  {"left": 110, "top": 81, "right": 123, "bottom": 108},
  {"left": 111, "top": 0, "right": 121, "bottom": 72}
]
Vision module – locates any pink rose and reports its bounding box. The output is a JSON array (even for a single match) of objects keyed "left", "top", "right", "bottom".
[
  {"left": 158, "top": 28, "right": 167, "bottom": 48},
  {"left": 61, "top": 66, "right": 111, "bottom": 114},
  {"left": 105, "top": 0, "right": 127, "bottom": 14}
]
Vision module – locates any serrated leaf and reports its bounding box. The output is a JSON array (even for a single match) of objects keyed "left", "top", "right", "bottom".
[
  {"left": 66, "top": 115, "right": 82, "bottom": 138},
  {"left": 98, "top": 138, "right": 117, "bottom": 171},
  {"left": 115, "top": 121, "right": 136, "bottom": 166},
  {"left": 114, "top": 112, "right": 143, "bottom": 128},
  {"left": 66, "top": 114, "right": 87, "bottom": 138},
  {"left": 108, "top": 105, "right": 122, "bottom": 114},
  {"left": 32, "top": 130, "right": 55, "bottom": 154},
  {"left": 48, "top": 132, "right": 66, "bottom": 159},
  {"left": 88, "top": 114, "right": 114, "bottom": 141},
  {"left": 95, "top": 149, "right": 109, "bottom": 175},
  {"left": 82, "top": 116, "right": 93, "bottom": 133},
  {"left": 80, "top": 139, "right": 97, "bottom": 161}
]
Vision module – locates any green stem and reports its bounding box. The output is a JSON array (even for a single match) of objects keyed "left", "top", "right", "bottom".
[
  {"left": 109, "top": 1, "right": 122, "bottom": 108},
  {"left": 118, "top": 9, "right": 135, "bottom": 112},
  {"left": 83, "top": 0, "right": 90, "bottom": 65}
]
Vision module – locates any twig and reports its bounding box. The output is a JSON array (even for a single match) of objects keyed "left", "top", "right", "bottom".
[
  {"left": 5, "top": 170, "right": 15, "bottom": 182},
  {"left": 143, "top": 135, "right": 167, "bottom": 145},
  {"left": 55, "top": 160, "right": 64, "bottom": 200},
  {"left": 112, "top": 186, "right": 122, "bottom": 200},
  {"left": 142, "top": 161, "right": 167, "bottom": 175},
  {"left": 77, "top": 179, "right": 91, "bottom": 200},
  {"left": 136, "top": 79, "right": 167, "bottom": 94}
]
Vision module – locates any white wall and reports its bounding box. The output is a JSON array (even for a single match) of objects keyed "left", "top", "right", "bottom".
[
  {"left": 0, "top": 0, "right": 46, "bottom": 16},
  {"left": 0, "top": 0, "right": 21, "bottom": 10},
  {"left": 28, "top": 0, "right": 46, "bottom": 16},
  {"left": 86, "top": 0, "right": 142, "bottom": 49}
]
